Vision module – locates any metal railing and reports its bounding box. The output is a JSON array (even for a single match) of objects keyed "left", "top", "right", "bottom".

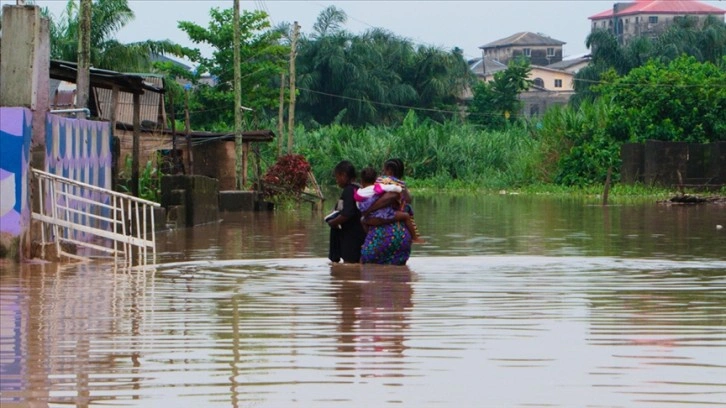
[{"left": 31, "top": 168, "right": 159, "bottom": 266}]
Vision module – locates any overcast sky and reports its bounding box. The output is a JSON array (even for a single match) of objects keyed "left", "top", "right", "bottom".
[{"left": 3, "top": 0, "right": 725, "bottom": 61}]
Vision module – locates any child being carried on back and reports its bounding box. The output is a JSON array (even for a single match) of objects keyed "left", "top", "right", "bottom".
[{"left": 354, "top": 167, "right": 424, "bottom": 243}]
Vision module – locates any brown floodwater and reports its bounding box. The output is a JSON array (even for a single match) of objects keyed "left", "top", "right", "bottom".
[{"left": 1, "top": 195, "right": 725, "bottom": 407}]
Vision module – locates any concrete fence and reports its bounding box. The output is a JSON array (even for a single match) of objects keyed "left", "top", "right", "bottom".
[{"left": 621, "top": 141, "right": 725, "bottom": 187}]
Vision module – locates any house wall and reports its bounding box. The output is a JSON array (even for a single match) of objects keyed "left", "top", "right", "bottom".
[
  {"left": 521, "top": 91, "right": 573, "bottom": 117},
  {"left": 43, "top": 114, "right": 113, "bottom": 245},
  {"left": 483, "top": 45, "right": 563, "bottom": 66},
  {"left": 529, "top": 69, "right": 575, "bottom": 91},
  {"left": 192, "top": 139, "right": 238, "bottom": 191},
  {"left": 115, "top": 130, "right": 241, "bottom": 191},
  {"left": 45, "top": 114, "right": 113, "bottom": 190},
  {"left": 0, "top": 5, "right": 50, "bottom": 147},
  {"left": 0, "top": 108, "right": 32, "bottom": 257},
  {"left": 95, "top": 76, "right": 166, "bottom": 127},
  {"left": 115, "top": 129, "right": 171, "bottom": 174},
  {"left": 592, "top": 13, "right": 721, "bottom": 45},
  {"left": 482, "top": 69, "right": 574, "bottom": 92}
]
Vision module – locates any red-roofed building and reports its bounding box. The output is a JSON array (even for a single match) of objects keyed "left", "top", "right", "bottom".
[{"left": 590, "top": 0, "right": 725, "bottom": 44}]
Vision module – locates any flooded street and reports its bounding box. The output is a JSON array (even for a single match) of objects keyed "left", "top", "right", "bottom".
[{"left": 2, "top": 195, "right": 725, "bottom": 407}]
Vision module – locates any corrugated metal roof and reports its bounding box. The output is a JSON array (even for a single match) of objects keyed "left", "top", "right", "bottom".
[
  {"left": 469, "top": 56, "right": 508, "bottom": 76},
  {"left": 590, "top": 0, "right": 725, "bottom": 20}
]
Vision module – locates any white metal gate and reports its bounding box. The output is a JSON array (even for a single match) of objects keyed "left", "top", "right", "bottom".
[{"left": 31, "top": 168, "right": 159, "bottom": 266}]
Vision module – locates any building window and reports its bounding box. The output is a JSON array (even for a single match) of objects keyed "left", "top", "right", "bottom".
[
  {"left": 554, "top": 79, "right": 563, "bottom": 88},
  {"left": 547, "top": 47, "right": 555, "bottom": 57},
  {"left": 523, "top": 48, "right": 531, "bottom": 57},
  {"left": 534, "top": 78, "right": 544, "bottom": 87},
  {"left": 649, "top": 16, "right": 658, "bottom": 24}
]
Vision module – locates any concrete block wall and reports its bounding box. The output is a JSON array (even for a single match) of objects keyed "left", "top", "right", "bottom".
[{"left": 161, "top": 175, "right": 220, "bottom": 227}]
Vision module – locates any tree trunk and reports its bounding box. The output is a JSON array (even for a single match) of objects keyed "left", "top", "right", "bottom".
[
  {"left": 76, "top": 0, "right": 92, "bottom": 119},
  {"left": 287, "top": 22, "right": 299, "bottom": 154},
  {"left": 233, "top": 0, "right": 243, "bottom": 189}
]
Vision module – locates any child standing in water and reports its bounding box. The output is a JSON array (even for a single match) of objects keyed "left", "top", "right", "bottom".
[{"left": 355, "top": 166, "right": 424, "bottom": 243}]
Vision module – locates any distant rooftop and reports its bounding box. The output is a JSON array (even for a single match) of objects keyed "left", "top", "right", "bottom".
[
  {"left": 590, "top": 0, "right": 725, "bottom": 20},
  {"left": 469, "top": 56, "right": 508, "bottom": 76},
  {"left": 479, "top": 32, "right": 565, "bottom": 49},
  {"left": 547, "top": 55, "right": 591, "bottom": 71}
]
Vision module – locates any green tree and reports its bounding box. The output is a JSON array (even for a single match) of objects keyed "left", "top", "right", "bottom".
[
  {"left": 574, "top": 17, "right": 726, "bottom": 105},
  {"left": 177, "top": 7, "right": 288, "bottom": 130},
  {"left": 294, "top": 6, "right": 472, "bottom": 126},
  {"left": 47, "top": 0, "right": 190, "bottom": 71},
  {"left": 468, "top": 58, "right": 532, "bottom": 129},
  {"left": 596, "top": 55, "right": 726, "bottom": 143}
]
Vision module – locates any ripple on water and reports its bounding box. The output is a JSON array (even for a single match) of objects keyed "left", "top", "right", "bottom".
[{"left": 1, "top": 256, "right": 724, "bottom": 407}]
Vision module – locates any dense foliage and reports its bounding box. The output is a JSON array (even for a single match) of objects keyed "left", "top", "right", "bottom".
[
  {"left": 574, "top": 16, "right": 726, "bottom": 105},
  {"left": 265, "top": 112, "right": 544, "bottom": 189},
  {"left": 294, "top": 6, "right": 473, "bottom": 127},
  {"left": 595, "top": 56, "right": 726, "bottom": 143},
  {"left": 177, "top": 7, "right": 288, "bottom": 131},
  {"left": 536, "top": 99, "right": 621, "bottom": 186},
  {"left": 45, "top": 0, "right": 190, "bottom": 71},
  {"left": 468, "top": 59, "right": 532, "bottom": 130}
]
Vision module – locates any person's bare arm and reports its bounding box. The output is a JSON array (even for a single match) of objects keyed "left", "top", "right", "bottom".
[{"left": 361, "top": 192, "right": 400, "bottom": 216}]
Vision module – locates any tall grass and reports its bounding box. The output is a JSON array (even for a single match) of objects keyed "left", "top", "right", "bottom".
[{"left": 285, "top": 112, "right": 545, "bottom": 189}]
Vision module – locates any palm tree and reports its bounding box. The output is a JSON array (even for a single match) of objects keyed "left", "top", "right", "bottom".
[
  {"left": 296, "top": 7, "right": 472, "bottom": 126},
  {"left": 47, "top": 0, "right": 189, "bottom": 71}
]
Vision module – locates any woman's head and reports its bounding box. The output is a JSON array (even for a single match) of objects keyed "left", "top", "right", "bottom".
[
  {"left": 383, "top": 158, "right": 405, "bottom": 179},
  {"left": 334, "top": 160, "right": 357, "bottom": 187}
]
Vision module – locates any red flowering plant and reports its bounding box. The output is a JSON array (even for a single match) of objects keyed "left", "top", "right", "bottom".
[{"left": 261, "top": 154, "right": 311, "bottom": 198}]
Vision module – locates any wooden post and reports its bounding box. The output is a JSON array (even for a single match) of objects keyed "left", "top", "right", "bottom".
[
  {"left": 132, "top": 92, "right": 141, "bottom": 197},
  {"left": 233, "top": 0, "right": 243, "bottom": 189},
  {"left": 169, "top": 88, "right": 177, "bottom": 174},
  {"left": 110, "top": 85, "right": 119, "bottom": 187},
  {"left": 603, "top": 166, "right": 612, "bottom": 206},
  {"left": 277, "top": 73, "right": 285, "bottom": 158},
  {"left": 287, "top": 21, "right": 299, "bottom": 154},
  {"left": 242, "top": 142, "right": 250, "bottom": 186},
  {"left": 185, "top": 90, "right": 193, "bottom": 175},
  {"left": 76, "top": 0, "right": 92, "bottom": 119}
]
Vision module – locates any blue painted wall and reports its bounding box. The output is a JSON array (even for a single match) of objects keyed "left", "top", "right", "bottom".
[{"left": 0, "top": 108, "right": 32, "bottom": 238}]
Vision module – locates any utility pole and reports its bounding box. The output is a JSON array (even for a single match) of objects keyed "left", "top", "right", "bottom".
[
  {"left": 185, "top": 89, "right": 193, "bottom": 175},
  {"left": 233, "top": 0, "right": 243, "bottom": 189},
  {"left": 77, "top": 0, "right": 92, "bottom": 119},
  {"left": 287, "top": 21, "right": 299, "bottom": 154},
  {"left": 277, "top": 73, "right": 285, "bottom": 158}
]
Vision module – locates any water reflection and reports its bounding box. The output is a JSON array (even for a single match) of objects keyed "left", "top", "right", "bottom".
[
  {"left": 0, "top": 261, "right": 156, "bottom": 407},
  {"left": 2, "top": 195, "right": 725, "bottom": 407},
  {"left": 156, "top": 195, "right": 726, "bottom": 262},
  {"left": 330, "top": 265, "right": 413, "bottom": 381}
]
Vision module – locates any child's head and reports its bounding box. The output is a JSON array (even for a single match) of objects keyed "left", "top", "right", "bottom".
[
  {"left": 383, "top": 158, "right": 404, "bottom": 179},
  {"left": 333, "top": 160, "right": 356, "bottom": 187},
  {"left": 360, "top": 167, "right": 377, "bottom": 186}
]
